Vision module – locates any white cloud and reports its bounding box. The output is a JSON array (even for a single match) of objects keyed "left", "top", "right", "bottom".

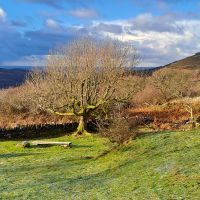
[
  {"left": 69, "top": 8, "right": 98, "bottom": 19},
  {"left": 2, "top": 55, "right": 48, "bottom": 66},
  {"left": 1, "top": 10, "right": 199, "bottom": 68},
  {"left": 90, "top": 13, "right": 200, "bottom": 67},
  {"left": 45, "top": 19, "right": 60, "bottom": 29},
  {"left": 0, "top": 8, "right": 6, "bottom": 21}
]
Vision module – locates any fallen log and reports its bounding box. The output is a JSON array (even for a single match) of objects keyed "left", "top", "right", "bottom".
[{"left": 31, "top": 141, "right": 72, "bottom": 147}]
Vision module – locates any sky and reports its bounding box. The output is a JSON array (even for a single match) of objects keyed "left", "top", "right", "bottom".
[{"left": 0, "top": 0, "right": 200, "bottom": 67}]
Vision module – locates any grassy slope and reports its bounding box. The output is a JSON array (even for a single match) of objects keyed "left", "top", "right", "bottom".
[
  {"left": 164, "top": 53, "right": 200, "bottom": 70},
  {"left": 0, "top": 130, "right": 200, "bottom": 200}
]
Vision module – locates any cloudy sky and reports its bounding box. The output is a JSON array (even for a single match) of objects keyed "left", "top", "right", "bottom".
[{"left": 0, "top": 0, "right": 200, "bottom": 67}]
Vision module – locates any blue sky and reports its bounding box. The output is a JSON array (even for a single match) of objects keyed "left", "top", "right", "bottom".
[{"left": 0, "top": 0, "right": 200, "bottom": 67}]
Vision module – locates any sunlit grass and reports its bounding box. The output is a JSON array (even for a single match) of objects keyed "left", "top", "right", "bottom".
[{"left": 0, "top": 130, "right": 200, "bottom": 199}]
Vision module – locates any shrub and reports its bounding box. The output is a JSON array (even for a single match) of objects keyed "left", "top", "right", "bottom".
[
  {"left": 101, "top": 117, "right": 137, "bottom": 145},
  {"left": 132, "top": 85, "right": 164, "bottom": 106}
]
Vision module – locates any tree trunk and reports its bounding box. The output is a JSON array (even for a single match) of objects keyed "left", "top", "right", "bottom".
[
  {"left": 73, "top": 115, "right": 91, "bottom": 136},
  {"left": 77, "top": 115, "right": 85, "bottom": 134}
]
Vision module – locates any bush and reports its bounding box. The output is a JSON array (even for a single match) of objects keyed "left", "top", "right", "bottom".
[
  {"left": 101, "top": 117, "right": 137, "bottom": 145},
  {"left": 132, "top": 85, "right": 164, "bottom": 106}
]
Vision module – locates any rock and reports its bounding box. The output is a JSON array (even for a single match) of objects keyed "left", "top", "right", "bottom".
[
  {"left": 22, "top": 141, "right": 30, "bottom": 148},
  {"left": 84, "top": 156, "right": 93, "bottom": 159}
]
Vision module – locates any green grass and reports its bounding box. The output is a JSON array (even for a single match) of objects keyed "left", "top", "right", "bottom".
[{"left": 0, "top": 130, "right": 200, "bottom": 200}]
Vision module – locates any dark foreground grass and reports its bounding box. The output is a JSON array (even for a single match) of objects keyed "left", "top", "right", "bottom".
[{"left": 0, "top": 130, "right": 200, "bottom": 200}]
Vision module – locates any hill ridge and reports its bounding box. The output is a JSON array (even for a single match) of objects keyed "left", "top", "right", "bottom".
[{"left": 162, "top": 52, "right": 200, "bottom": 70}]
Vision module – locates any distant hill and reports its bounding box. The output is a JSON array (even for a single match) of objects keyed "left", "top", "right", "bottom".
[
  {"left": 163, "top": 52, "right": 200, "bottom": 70},
  {"left": 139, "top": 52, "right": 200, "bottom": 75},
  {"left": 0, "top": 52, "right": 199, "bottom": 89},
  {"left": 0, "top": 68, "right": 29, "bottom": 89}
]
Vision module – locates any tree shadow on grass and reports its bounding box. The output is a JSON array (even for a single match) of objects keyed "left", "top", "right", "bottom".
[
  {"left": 71, "top": 144, "right": 93, "bottom": 148},
  {"left": 94, "top": 146, "right": 118, "bottom": 160},
  {"left": 37, "top": 158, "right": 132, "bottom": 188},
  {"left": 59, "top": 156, "right": 94, "bottom": 163},
  {"left": 0, "top": 152, "right": 43, "bottom": 159},
  {"left": 136, "top": 130, "right": 172, "bottom": 139},
  {"left": 28, "top": 145, "right": 56, "bottom": 149}
]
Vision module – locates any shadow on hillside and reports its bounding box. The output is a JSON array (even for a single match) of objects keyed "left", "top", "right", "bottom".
[
  {"left": 45, "top": 159, "right": 131, "bottom": 186},
  {"left": 0, "top": 152, "right": 43, "bottom": 159},
  {"left": 72, "top": 144, "right": 93, "bottom": 148},
  {"left": 94, "top": 146, "right": 118, "bottom": 160},
  {"left": 136, "top": 130, "right": 172, "bottom": 139}
]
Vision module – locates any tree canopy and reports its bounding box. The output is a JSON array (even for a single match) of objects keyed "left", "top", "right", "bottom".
[{"left": 26, "top": 38, "right": 139, "bottom": 136}]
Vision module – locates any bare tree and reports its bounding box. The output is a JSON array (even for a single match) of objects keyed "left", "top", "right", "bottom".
[
  {"left": 26, "top": 38, "right": 139, "bottom": 136},
  {"left": 150, "top": 68, "right": 192, "bottom": 102}
]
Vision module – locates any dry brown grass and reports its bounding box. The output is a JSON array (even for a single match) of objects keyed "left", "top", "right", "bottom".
[
  {"left": 0, "top": 86, "right": 76, "bottom": 129},
  {"left": 129, "top": 98, "right": 200, "bottom": 131},
  {"left": 0, "top": 114, "right": 75, "bottom": 129}
]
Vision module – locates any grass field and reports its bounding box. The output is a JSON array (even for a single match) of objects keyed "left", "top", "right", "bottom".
[{"left": 0, "top": 130, "right": 200, "bottom": 200}]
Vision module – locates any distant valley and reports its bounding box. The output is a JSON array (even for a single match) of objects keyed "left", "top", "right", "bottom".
[
  {"left": 0, "top": 68, "right": 29, "bottom": 89},
  {"left": 0, "top": 52, "right": 200, "bottom": 89}
]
